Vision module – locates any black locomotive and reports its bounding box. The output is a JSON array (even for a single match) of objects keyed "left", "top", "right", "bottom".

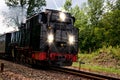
[{"left": 0, "top": 9, "right": 79, "bottom": 66}]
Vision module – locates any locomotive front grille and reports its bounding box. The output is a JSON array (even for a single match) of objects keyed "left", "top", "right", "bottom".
[
  {"left": 55, "top": 56, "right": 65, "bottom": 61},
  {"left": 55, "top": 30, "right": 67, "bottom": 42}
]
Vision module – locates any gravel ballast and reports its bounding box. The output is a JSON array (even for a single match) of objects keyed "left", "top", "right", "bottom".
[{"left": 0, "top": 59, "right": 87, "bottom": 80}]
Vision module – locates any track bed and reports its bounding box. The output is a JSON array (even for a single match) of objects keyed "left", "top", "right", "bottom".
[{"left": 0, "top": 59, "right": 87, "bottom": 80}]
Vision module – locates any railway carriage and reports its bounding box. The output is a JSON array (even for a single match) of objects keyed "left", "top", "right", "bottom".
[
  {"left": 0, "top": 33, "right": 11, "bottom": 57},
  {"left": 0, "top": 9, "right": 79, "bottom": 66}
]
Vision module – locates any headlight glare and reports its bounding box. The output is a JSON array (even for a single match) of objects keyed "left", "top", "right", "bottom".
[
  {"left": 59, "top": 12, "right": 66, "bottom": 21},
  {"left": 68, "top": 35, "right": 75, "bottom": 45},
  {"left": 47, "top": 33, "right": 54, "bottom": 44}
]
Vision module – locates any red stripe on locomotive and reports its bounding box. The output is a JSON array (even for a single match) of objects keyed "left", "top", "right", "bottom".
[
  {"left": 50, "top": 53, "right": 77, "bottom": 62},
  {"left": 32, "top": 52, "right": 47, "bottom": 60}
]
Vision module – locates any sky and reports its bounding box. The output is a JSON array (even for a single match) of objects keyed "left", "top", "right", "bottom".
[{"left": 0, "top": 0, "right": 87, "bottom": 34}]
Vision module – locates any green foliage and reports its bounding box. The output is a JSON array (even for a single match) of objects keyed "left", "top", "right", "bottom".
[
  {"left": 63, "top": 0, "right": 72, "bottom": 12},
  {"left": 87, "top": 0, "right": 104, "bottom": 27},
  {"left": 5, "top": 0, "right": 46, "bottom": 17},
  {"left": 73, "top": 46, "right": 120, "bottom": 74},
  {"left": 114, "top": 0, "right": 120, "bottom": 10},
  {"left": 77, "top": 0, "right": 105, "bottom": 53},
  {"left": 101, "top": 9, "right": 120, "bottom": 46},
  {"left": 27, "top": 0, "right": 46, "bottom": 17},
  {"left": 77, "top": 0, "right": 120, "bottom": 52},
  {"left": 73, "top": 62, "right": 120, "bottom": 75},
  {"left": 68, "top": 0, "right": 120, "bottom": 74},
  {"left": 63, "top": 0, "right": 107, "bottom": 52},
  {"left": 111, "top": 46, "right": 120, "bottom": 60},
  {"left": 99, "top": 46, "right": 120, "bottom": 60},
  {"left": 71, "top": 5, "right": 88, "bottom": 29},
  {"left": 4, "top": 0, "right": 46, "bottom": 28}
]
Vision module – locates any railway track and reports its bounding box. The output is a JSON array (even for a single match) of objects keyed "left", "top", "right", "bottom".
[
  {"left": 50, "top": 66, "right": 120, "bottom": 80},
  {"left": 1, "top": 58, "right": 120, "bottom": 80},
  {"left": 0, "top": 59, "right": 84, "bottom": 80}
]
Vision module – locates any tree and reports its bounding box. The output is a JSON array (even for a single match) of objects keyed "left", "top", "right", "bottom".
[
  {"left": 70, "top": 5, "right": 89, "bottom": 52},
  {"left": 71, "top": 0, "right": 119, "bottom": 52},
  {"left": 71, "top": 5, "right": 88, "bottom": 28},
  {"left": 63, "top": 1, "right": 92, "bottom": 52},
  {"left": 5, "top": 0, "right": 46, "bottom": 17},
  {"left": 63, "top": 0, "right": 72, "bottom": 12},
  {"left": 114, "top": 0, "right": 120, "bottom": 10},
  {"left": 79, "top": 0, "right": 105, "bottom": 52},
  {"left": 26, "top": 0, "right": 46, "bottom": 17},
  {"left": 2, "top": 7, "right": 23, "bottom": 29},
  {"left": 87, "top": 0, "right": 104, "bottom": 27},
  {"left": 62, "top": 0, "right": 120, "bottom": 53},
  {"left": 105, "top": 0, "right": 115, "bottom": 12},
  {"left": 100, "top": 2, "right": 120, "bottom": 46},
  {"left": 4, "top": 0, "right": 46, "bottom": 28}
]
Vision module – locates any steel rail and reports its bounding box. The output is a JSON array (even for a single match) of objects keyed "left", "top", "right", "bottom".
[{"left": 50, "top": 66, "right": 120, "bottom": 80}]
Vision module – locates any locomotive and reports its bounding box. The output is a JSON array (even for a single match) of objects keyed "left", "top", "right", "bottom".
[{"left": 0, "top": 9, "right": 79, "bottom": 66}]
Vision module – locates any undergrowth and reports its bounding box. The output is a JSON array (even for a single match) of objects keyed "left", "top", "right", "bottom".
[{"left": 73, "top": 46, "right": 120, "bottom": 75}]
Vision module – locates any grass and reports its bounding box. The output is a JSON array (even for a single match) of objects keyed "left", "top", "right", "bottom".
[
  {"left": 72, "top": 62, "right": 120, "bottom": 75},
  {"left": 99, "top": 46, "right": 120, "bottom": 60},
  {"left": 73, "top": 46, "right": 120, "bottom": 75},
  {"left": 77, "top": 52, "right": 98, "bottom": 62}
]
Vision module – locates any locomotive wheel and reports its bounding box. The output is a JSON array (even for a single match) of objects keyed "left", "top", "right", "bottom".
[
  {"left": 11, "top": 48, "right": 19, "bottom": 62},
  {"left": 20, "top": 55, "right": 25, "bottom": 64},
  {"left": 11, "top": 48, "right": 15, "bottom": 61},
  {"left": 31, "top": 60, "right": 38, "bottom": 68},
  {"left": 11, "top": 48, "right": 15, "bottom": 58}
]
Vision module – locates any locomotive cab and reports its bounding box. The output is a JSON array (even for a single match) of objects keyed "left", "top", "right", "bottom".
[{"left": 39, "top": 9, "right": 79, "bottom": 66}]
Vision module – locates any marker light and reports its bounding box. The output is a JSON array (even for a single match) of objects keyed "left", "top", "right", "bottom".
[
  {"left": 47, "top": 33, "right": 54, "bottom": 44},
  {"left": 59, "top": 12, "right": 66, "bottom": 21},
  {"left": 68, "top": 35, "right": 75, "bottom": 45}
]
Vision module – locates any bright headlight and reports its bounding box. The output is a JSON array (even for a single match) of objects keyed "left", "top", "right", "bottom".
[
  {"left": 47, "top": 33, "right": 54, "bottom": 44},
  {"left": 59, "top": 12, "right": 66, "bottom": 21},
  {"left": 68, "top": 35, "right": 75, "bottom": 45}
]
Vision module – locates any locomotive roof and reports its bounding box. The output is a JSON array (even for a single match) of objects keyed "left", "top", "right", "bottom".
[
  {"left": 45, "top": 9, "right": 69, "bottom": 14},
  {"left": 26, "top": 9, "right": 70, "bottom": 21},
  {"left": 0, "top": 33, "right": 11, "bottom": 37}
]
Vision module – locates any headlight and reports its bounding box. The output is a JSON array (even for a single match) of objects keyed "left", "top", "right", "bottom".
[
  {"left": 59, "top": 12, "right": 66, "bottom": 21},
  {"left": 68, "top": 35, "right": 75, "bottom": 45},
  {"left": 47, "top": 33, "right": 54, "bottom": 44}
]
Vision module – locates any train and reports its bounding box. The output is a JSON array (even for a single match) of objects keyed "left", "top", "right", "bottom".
[{"left": 0, "top": 9, "right": 79, "bottom": 66}]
